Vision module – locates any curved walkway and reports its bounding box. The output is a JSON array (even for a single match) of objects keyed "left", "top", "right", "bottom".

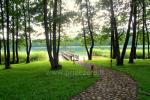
[{"left": 71, "top": 62, "right": 137, "bottom": 100}]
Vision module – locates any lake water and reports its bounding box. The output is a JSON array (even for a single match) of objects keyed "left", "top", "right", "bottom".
[
  {"left": 18, "top": 45, "right": 148, "bottom": 61},
  {"left": 30, "top": 45, "right": 148, "bottom": 52},
  {"left": 29, "top": 46, "right": 107, "bottom": 55}
]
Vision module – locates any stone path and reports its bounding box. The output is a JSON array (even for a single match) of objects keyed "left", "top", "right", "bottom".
[{"left": 71, "top": 62, "right": 137, "bottom": 100}]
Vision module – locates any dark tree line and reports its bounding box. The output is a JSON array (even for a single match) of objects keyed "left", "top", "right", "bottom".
[
  {"left": 0, "top": 0, "right": 33, "bottom": 69},
  {"left": 109, "top": 0, "right": 150, "bottom": 65}
]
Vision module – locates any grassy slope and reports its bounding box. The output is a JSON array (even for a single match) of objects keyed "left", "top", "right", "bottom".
[
  {"left": 0, "top": 61, "right": 98, "bottom": 100},
  {"left": 88, "top": 57, "right": 150, "bottom": 100}
]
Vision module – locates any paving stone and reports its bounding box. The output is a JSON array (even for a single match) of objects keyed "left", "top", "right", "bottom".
[{"left": 71, "top": 62, "right": 137, "bottom": 100}]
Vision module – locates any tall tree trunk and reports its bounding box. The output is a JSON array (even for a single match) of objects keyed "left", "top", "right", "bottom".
[
  {"left": 5, "top": 0, "right": 11, "bottom": 69},
  {"left": 23, "top": 3, "right": 28, "bottom": 63},
  {"left": 52, "top": 0, "right": 61, "bottom": 69},
  {"left": 144, "top": 3, "right": 150, "bottom": 58},
  {"left": 26, "top": 0, "right": 32, "bottom": 63},
  {"left": 120, "top": 1, "right": 134, "bottom": 65},
  {"left": 135, "top": 5, "right": 140, "bottom": 59},
  {"left": 88, "top": 0, "right": 94, "bottom": 60},
  {"left": 0, "top": 0, "right": 2, "bottom": 65},
  {"left": 44, "top": 0, "right": 61, "bottom": 70},
  {"left": 110, "top": 0, "right": 121, "bottom": 65},
  {"left": 23, "top": 1, "right": 31, "bottom": 64},
  {"left": 0, "top": 39, "right": 1, "bottom": 64},
  {"left": 12, "top": 4, "right": 15, "bottom": 64},
  {"left": 129, "top": 0, "right": 137, "bottom": 63},
  {"left": 15, "top": 4, "right": 19, "bottom": 63},
  {"left": 56, "top": 0, "right": 62, "bottom": 62},
  {"left": 110, "top": 16, "right": 113, "bottom": 61},
  {"left": 44, "top": 0, "right": 55, "bottom": 69},
  {"left": 112, "top": 35, "right": 116, "bottom": 59},
  {"left": 110, "top": 14, "right": 116, "bottom": 59},
  {"left": 48, "top": 2, "right": 52, "bottom": 57},
  {"left": 0, "top": 0, "right": 6, "bottom": 65},
  {"left": 82, "top": 17, "right": 90, "bottom": 59},
  {"left": 145, "top": 22, "right": 150, "bottom": 58},
  {"left": 85, "top": 0, "right": 94, "bottom": 60},
  {"left": 142, "top": 0, "right": 146, "bottom": 59}
]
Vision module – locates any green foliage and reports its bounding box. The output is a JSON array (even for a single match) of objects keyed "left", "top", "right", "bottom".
[
  {"left": 101, "top": 26, "right": 110, "bottom": 34},
  {"left": 32, "top": 39, "right": 46, "bottom": 47},
  {"left": 61, "top": 33, "right": 72, "bottom": 46}
]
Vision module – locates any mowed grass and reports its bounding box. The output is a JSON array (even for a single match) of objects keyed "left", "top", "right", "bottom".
[
  {"left": 88, "top": 57, "right": 150, "bottom": 100},
  {"left": 0, "top": 61, "right": 98, "bottom": 100}
]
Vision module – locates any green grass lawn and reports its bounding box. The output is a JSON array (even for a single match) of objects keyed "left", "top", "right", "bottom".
[
  {"left": 93, "top": 49, "right": 149, "bottom": 59},
  {"left": 88, "top": 57, "right": 150, "bottom": 100},
  {"left": 0, "top": 51, "right": 48, "bottom": 64},
  {"left": 0, "top": 61, "right": 98, "bottom": 100}
]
